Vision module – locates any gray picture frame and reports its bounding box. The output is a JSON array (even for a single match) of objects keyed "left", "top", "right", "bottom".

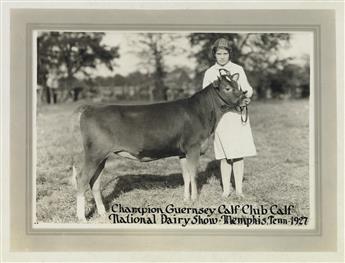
[{"left": 2, "top": 5, "right": 343, "bottom": 262}]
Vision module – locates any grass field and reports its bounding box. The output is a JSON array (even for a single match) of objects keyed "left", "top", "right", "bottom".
[{"left": 36, "top": 99, "right": 310, "bottom": 225}]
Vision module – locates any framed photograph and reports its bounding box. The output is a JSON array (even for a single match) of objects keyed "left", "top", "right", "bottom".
[{"left": 1, "top": 3, "right": 344, "bottom": 262}]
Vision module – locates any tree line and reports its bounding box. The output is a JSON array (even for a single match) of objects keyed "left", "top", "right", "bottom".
[{"left": 37, "top": 32, "right": 310, "bottom": 104}]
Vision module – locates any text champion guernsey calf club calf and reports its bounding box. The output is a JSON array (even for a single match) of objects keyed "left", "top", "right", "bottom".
[{"left": 71, "top": 69, "right": 247, "bottom": 221}]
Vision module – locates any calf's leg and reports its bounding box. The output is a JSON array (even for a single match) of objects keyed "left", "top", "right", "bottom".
[
  {"left": 186, "top": 147, "right": 200, "bottom": 201},
  {"left": 76, "top": 158, "right": 106, "bottom": 221},
  {"left": 180, "top": 157, "right": 191, "bottom": 201},
  {"left": 89, "top": 159, "right": 106, "bottom": 216},
  {"left": 76, "top": 163, "right": 90, "bottom": 221}
]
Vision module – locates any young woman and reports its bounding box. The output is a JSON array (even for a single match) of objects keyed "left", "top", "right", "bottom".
[{"left": 203, "top": 38, "right": 256, "bottom": 198}]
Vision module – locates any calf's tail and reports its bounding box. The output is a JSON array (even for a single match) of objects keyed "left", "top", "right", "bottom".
[{"left": 69, "top": 104, "right": 90, "bottom": 189}]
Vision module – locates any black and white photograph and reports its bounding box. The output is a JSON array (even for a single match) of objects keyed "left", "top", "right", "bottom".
[
  {"left": 34, "top": 31, "right": 314, "bottom": 228},
  {"left": 2, "top": 4, "right": 344, "bottom": 262}
]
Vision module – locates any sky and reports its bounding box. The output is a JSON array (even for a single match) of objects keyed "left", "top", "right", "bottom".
[
  {"left": 94, "top": 32, "right": 313, "bottom": 77},
  {"left": 98, "top": 32, "right": 198, "bottom": 77}
]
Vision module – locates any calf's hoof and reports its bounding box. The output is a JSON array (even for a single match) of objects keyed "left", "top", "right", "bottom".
[
  {"left": 184, "top": 196, "right": 191, "bottom": 202},
  {"left": 97, "top": 207, "right": 106, "bottom": 216},
  {"left": 77, "top": 216, "right": 87, "bottom": 223},
  {"left": 77, "top": 213, "right": 86, "bottom": 222},
  {"left": 235, "top": 192, "right": 245, "bottom": 199},
  {"left": 222, "top": 192, "right": 230, "bottom": 198}
]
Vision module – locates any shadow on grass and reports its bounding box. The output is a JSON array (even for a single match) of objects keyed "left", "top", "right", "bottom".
[
  {"left": 86, "top": 160, "right": 223, "bottom": 219},
  {"left": 197, "top": 160, "right": 249, "bottom": 193},
  {"left": 197, "top": 160, "right": 221, "bottom": 192}
]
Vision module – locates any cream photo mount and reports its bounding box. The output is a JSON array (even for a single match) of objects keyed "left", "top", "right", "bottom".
[{"left": 9, "top": 9, "right": 338, "bottom": 253}]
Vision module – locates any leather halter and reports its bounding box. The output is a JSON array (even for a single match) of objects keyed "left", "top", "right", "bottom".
[{"left": 214, "top": 68, "right": 249, "bottom": 123}]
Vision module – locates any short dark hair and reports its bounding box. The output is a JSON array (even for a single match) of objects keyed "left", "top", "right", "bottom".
[{"left": 209, "top": 38, "right": 233, "bottom": 61}]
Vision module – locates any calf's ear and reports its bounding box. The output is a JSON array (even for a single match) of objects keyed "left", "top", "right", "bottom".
[
  {"left": 212, "top": 79, "right": 220, "bottom": 88},
  {"left": 231, "top": 73, "right": 239, "bottom": 82}
]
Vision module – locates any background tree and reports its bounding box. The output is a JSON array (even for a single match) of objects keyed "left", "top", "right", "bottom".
[
  {"left": 113, "top": 74, "right": 127, "bottom": 87},
  {"left": 270, "top": 55, "right": 310, "bottom": 99},
  {"left": 165, "top": 67, "right": 194, "bottom": 99},
  {"left": 189, "top": 33, "right": 298, "bottom": 99},
  {"left": 129, "top": 33, "right": 184, "bottom": 101},
  {"left": 37, "top": 31, "right": 120, "bottom": 103}
]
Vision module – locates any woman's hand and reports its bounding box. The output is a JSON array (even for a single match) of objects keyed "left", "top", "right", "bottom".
[
  {"left": 243, "top": 98, "right": 251, "bottom": 105},
  {"left": 239, "top": 97, "right": 251, "bottom": 107}
]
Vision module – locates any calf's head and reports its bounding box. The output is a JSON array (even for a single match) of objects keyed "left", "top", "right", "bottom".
[{"left": 213, "top": 69, "right": 247, "bottom": 108}]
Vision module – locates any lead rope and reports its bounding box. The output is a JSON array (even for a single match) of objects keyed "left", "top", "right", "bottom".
[{"left": 240, "top": 105, "right": 248, "bottom": 123}]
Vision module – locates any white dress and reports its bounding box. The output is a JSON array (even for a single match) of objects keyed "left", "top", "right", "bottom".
[{"left": 203, "top": 61, "right": 257, "bottom": 159}]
